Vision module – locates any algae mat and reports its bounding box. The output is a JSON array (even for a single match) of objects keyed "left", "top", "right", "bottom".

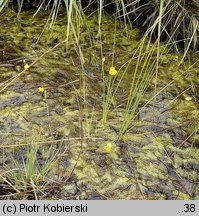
[{"left": 0, "top": 9, "right": 198, "bottom": 200}]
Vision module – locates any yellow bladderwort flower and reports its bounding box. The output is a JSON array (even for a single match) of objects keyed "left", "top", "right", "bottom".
[
  {"left": 185, "top": 96, "right": 192, "bottom": 101},
  {"left": 38, "top": 87, "right": 45, "bottom": 93},
  {"left": 24, "top": 63, "right": 30, "bottom": 70},
  {"left": 104, "top": 143, "right": 112, "bottom": 152},
  {"left": 109, "top": 66, "right": 117, "bottom": 76}
]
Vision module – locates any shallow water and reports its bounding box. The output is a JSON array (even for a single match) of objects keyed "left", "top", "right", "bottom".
[{"left": 0, "top": 8, "right": 198, "bottom": 200}]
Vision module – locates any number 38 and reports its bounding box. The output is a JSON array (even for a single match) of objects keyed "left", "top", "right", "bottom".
[{"left": 184, "top": 204, "right": 195, "bottom": 212}]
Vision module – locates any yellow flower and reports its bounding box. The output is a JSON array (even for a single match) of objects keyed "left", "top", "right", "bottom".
[
  {"left": 24, "top": 63, "right": 30, "bottom": 70},
  {"left": 104, "top": 143, "right": 112, "bottom": 152},
  {"left": 38, "top": 87, "right": 45, "bottom": 93},
  {"left": 102, "top": 56, "right": 106, "bottom": 63},
  {"left": 109, "top": 67, "right": 117, "bottom": 76},
  {"left": 185, "top": 96, "right": 192, "bottom": 101}
]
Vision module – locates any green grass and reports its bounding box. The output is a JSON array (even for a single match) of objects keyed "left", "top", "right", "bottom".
[{"left": 1, "top": 143, "right": 60, "bottom": 199}]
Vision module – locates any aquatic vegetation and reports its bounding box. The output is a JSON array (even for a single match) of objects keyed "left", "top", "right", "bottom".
[
  {"left": 102, "top": 65, "right": 118, "bottom": 123},
  {"left": 0, "top": 0, "right": 198, "bottom": 200},
  {"left": 1, "top": 143, "right": 63, "bottom": 199}
]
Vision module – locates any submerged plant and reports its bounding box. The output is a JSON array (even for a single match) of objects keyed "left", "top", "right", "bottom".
[{"left": 0, "top": 0, "right": 198, "bottom": 200}]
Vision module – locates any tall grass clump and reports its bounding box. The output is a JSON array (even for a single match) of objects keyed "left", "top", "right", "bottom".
[
  {"left": 1, "top": 143, "right": 61, "bottom": 199},
  {"left": 97, "top": 0, "right": 199, "bottom": 137},
  {"left": 120, "top": 0, "right": 199, "bottom": 53},
  {"left": 97, "top": 0, "right": 167, "bottom": 137}
]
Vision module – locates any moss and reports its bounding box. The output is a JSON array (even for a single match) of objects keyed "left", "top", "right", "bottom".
[{"left": 0, "top": 7, "right": 198, "bottom": 200}]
